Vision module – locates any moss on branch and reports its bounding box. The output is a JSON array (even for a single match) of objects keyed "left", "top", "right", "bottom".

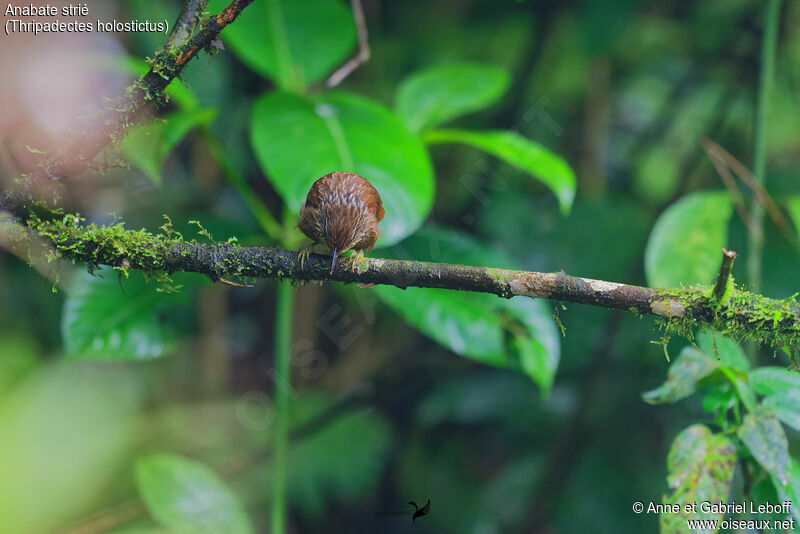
[{"left": 16, "top": 215, "right": 800, "bottom": 365}]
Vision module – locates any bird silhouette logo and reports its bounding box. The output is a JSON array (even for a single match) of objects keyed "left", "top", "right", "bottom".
[{"left": 408, "top": 498, "right": 431, "bottom": 523}]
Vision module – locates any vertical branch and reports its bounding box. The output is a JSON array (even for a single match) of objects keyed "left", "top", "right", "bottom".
[
  {"left": 747, "top": 0, "right": 782, "bottom": 292},
  {"left": 712, "top": 248, "right": 738, "bottom": 304},
  {"left": 270, "top": 279, "right": 294, "bottom": 534}
]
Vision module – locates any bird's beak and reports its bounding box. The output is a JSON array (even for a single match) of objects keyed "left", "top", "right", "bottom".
[{"left": 329, "top": 248, "right": 339, "bottom": 275}]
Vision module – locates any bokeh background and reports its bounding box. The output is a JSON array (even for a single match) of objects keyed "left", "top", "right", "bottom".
[{"left": 1, "top": 1, "right": 799, "bottom": 533}]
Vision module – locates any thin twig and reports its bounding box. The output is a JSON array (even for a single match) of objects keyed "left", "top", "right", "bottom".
[
  {"left": 704, "top": 139, "right": 787, "bottom": 231},
  {"left": 712, "top": 248, "right": 737, "bottom": 304},
  {"left": 217, "top": 277, "right": 254, "bottom": 288},
  {"left": 702, "top": 139, "right": 753, "bottom": 233},
  {"left": 703, "top": 138, "right": 799, "bottom": 250},
  {"left": 326, "top": 0, "right": 370, "bottom": 87},
  {"left": 61, "top": 501, "right": 144, "bottom": 534}
]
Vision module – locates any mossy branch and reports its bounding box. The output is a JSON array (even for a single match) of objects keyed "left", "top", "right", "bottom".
[{"left": 9, "top": 215, "right": 800, "bottom": 363}]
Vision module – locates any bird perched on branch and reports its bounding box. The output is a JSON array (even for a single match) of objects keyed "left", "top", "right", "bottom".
[{"left": 297, "top": 171, "right": 384, "bottom": 274}]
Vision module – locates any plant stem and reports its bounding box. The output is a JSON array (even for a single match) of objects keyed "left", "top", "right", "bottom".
[
  {"left": 270, "top": 279, "right": 294, "bottom": 534},
  {"left": 747, "top": 0, "right": 781, "bottom": 293},
  {"left": 266, "top": 0, "right": 302, "bottom": 92},
  {"left": 200, "top": 129, "right": 283, "bottom": 241}
]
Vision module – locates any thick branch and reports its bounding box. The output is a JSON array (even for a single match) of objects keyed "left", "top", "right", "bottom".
[
  {"left": 0, "top": 0, "right": 254, "bottom": 215},
  {"left": 12, "top": 217, "right": 800, "bottom": 359}
]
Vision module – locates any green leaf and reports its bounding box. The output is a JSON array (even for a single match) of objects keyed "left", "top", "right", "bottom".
[
  {"left": 373, "top": 286, "right": 505, "bottom": 361},
  {"left": 701, "top": 383, "right": 736, "bottom": 416},
  {"left": 696, "top": 331, "right": 749, "bottom": 373},
  {"left": 395, "top": 63, "right": 510, "bottom": 132},
  {"left": 763, "top": 389, "right": 800, "bottom": 430},
  {"left": 732, "top": 376, "right": 758, "bottom": 412},
  {"left": 62, "top": 268, "right": 184, "bottom": 360},
  {"left": 738, "top": 406, "right": 791, "bottom": 487},
  {"left": 373, "top": 226, "right": 560, "bottom": 394},
  {"left": 208, "top": 0, "right": 355, "bottom": 90},
  {"left": 425, "top": 129, "right": 576, "bottom": 215},
  {"left": 786, "top": 196, "right": 800, "bottom": 236},
  {"left": 641, "top": 347, "right": 719, "bottom": 404},
  {"left": 239, "top": 392, "right": 391, "bottom": 518},
  {"left": 644, "top": 191, "right": 733, "bottom": 288},
  {"left": 250, "top": 91, "right": 434, "bottom": 246},
  {"left": 286, "top": 394, "right": 392, "bottom": 517},
  {"left": 123, "top": 109, "right": 217, "bottom": 183},
  {"left": 775, "top": 459, "right": 800, "bottom": 522},
  {"left": 749, "top": 366, "right": 800, "bottom": 396},
  {"left": 748, "top": 471, "right": 787, "bottom": 534},
  {"left": 135, "top": 454, "right": 253, "bottom": 534},
  {"left": 661, "top": 425, "right": 736, "bottom": 533}
]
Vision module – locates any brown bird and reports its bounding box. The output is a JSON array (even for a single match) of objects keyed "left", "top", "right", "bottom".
[{"left": 297, "top": 171, "right": 385, "bottom": 274}]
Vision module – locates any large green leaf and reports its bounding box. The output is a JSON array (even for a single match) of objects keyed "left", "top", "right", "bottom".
[
  {"left": 763, "top": 389, "right": 800, "bottom": 430},
  {"left": 425, "top": 129, "right": 576, "bottom": 215},
  {"left": 641, "top": 347, "right": 719, "bottom": 405},
  {"left": 122, "top": 109, "right": 217, "bottom": 183},
  {"left": 661, "top": 424, "right": 736, "bottom": 534},
  {"left": 644, "top": 191, "right": 733, "bottom": 288},
  {"left": 373, "top": 227, "right": 560, "bottom": 395},
  {"left": 135, "top": 454, "right": 253, "bottom": 534},
  {"left": 250, "top": 91, "right": 434, "bottom": 246},
  {"left": 395, "top": 63, "right": 510, "bottom": 132},
  {"left": 208, "top": 0, "right": 355, "bottom": 90},
  {"left": 749, "top": 366, "right": 800, "bottom": 397},
  {"left": 62, "top": 268, "right": 187, "bottom": 360},
  {"left": 738, "top": 406, "right": 791, "bottom": 487},
  {"left": 374, "top": 287, "right": 504, "bottom": 361}
]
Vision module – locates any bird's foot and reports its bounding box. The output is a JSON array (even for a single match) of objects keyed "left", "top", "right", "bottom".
[
  {"left": 344, "top": 250, "right": 368, "bottom": 273},
  {"left": 297, "top": 245, "right": 316, "bottom": 271}
]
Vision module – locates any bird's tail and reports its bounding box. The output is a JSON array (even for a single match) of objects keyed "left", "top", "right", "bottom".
[{"left": 329, "top": 248, "right": 339, "bottom": 274}]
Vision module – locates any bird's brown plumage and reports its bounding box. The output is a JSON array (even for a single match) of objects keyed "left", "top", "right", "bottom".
[{"left": 298, "top": 172, "right": 384, "bottom": 272}]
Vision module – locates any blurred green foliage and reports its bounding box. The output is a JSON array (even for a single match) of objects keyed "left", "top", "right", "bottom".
[{"left": 1, "top": 0, "right": 800, "bottom": 533}]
